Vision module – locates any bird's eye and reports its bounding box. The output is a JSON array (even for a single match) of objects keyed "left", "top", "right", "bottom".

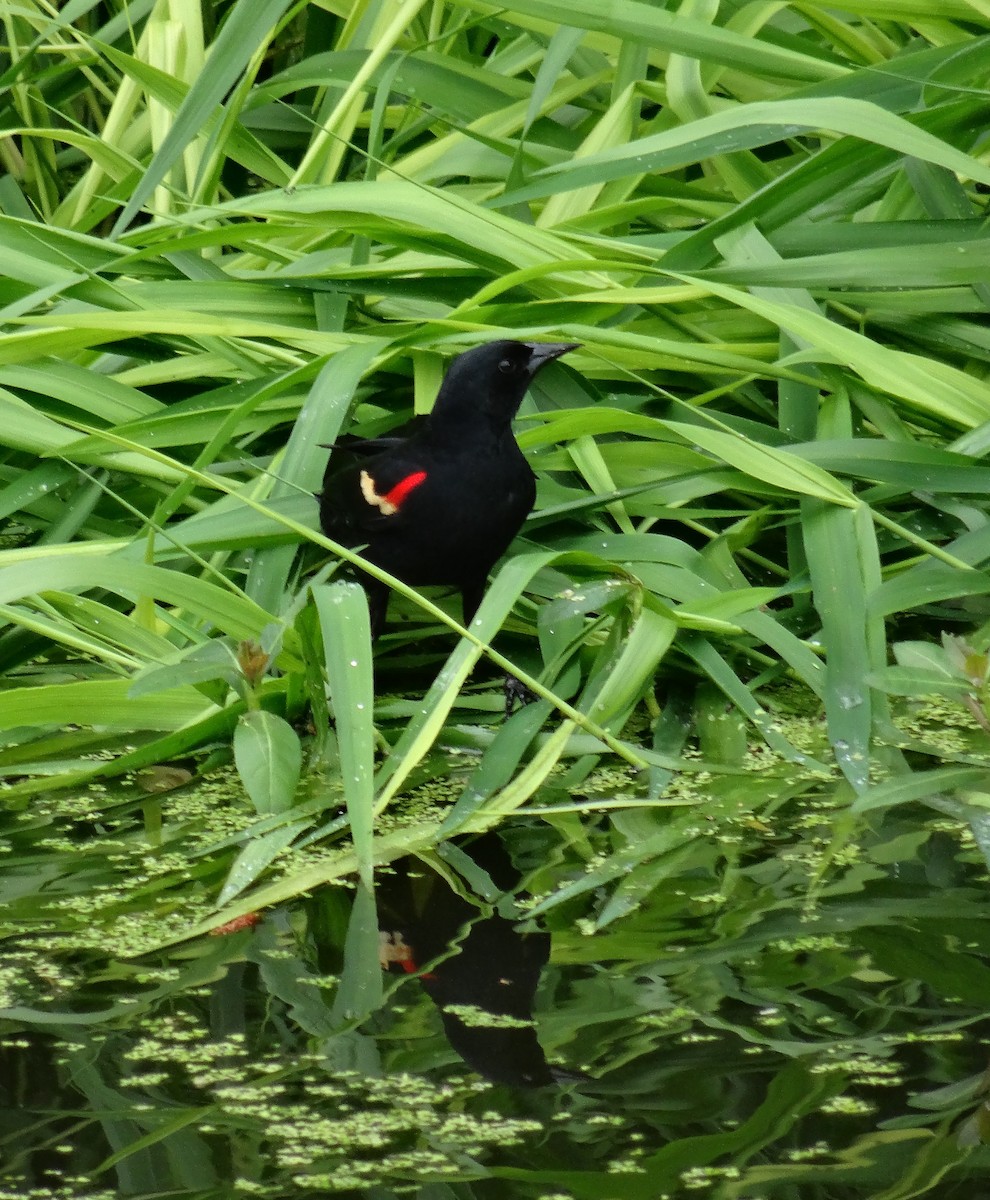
[{"left": 498, "top": 358, "right": 515, "bottom": 374}]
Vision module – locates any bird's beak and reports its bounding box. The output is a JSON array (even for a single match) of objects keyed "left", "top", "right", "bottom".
[{"left": 524, "top": 341, "right": 581, "bottom": 373}]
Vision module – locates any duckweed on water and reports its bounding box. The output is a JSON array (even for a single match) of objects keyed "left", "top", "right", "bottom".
[{"left": 115, "top": 1009, "right": 549, "bottom": 1191}]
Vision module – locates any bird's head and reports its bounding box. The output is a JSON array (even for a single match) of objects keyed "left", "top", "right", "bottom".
[{"left": 431, "top": 339, "right": 580, "bottom": 428}]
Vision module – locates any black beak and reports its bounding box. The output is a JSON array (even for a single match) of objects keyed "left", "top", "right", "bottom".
[{"left": 524, "top": 342, "right": 580, "bottom": 374}]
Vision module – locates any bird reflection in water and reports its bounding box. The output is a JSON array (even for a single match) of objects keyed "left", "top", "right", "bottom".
[{"left": 377, "top": 833, "right": 579, "bottom": 1089}]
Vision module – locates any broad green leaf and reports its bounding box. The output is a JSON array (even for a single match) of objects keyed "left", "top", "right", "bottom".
[
  {"left": 233, "top": 709, "right": 302, "bottom": 815},
  {"left": 851, "top": 766, "right": 990, "bottom": 814},
  {"left": 662, "top": 420, "right": 856, "bottom": 505},
  {"left": 0, "top": 555, "right": 280, "bottom": 645},
  {"left": 867, "top": 666, "right": 972, "bottom": 699},
  {"left": 500, "top": 96, "right": 990, "bottom": 204},
  {"left": 892, "top": 641, "right": 958, "bottom": 679},
  {"left": 0, "top": 680, "right": 214, "bottom": 732},
  {"left": 198, "top": 181, "right": 605, "bottom": 277},
  {"left": 451, "top": 0, "right": 846, "bottom": 82},
  {"left": 677, "top": 274, "right": 990, "bottom": 428},
  {"left": 313, "top": 581, "right": 376, "bottom": 887},
  {"left": 802, "top": 502, "right": 875, "bottom": 791}
]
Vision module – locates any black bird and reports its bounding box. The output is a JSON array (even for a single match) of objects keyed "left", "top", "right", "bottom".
[{"left": 319, "top": 339, "right": 578, "bottom": 636}]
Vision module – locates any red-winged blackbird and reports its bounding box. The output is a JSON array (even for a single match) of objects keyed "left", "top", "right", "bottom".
[{"left": 319, "top": 339, "right": 578, "bottom": 635}]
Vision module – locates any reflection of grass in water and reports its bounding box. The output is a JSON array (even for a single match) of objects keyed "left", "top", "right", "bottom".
[{"left": 4, "top": 698, "right": 990, "bottom": 1194}]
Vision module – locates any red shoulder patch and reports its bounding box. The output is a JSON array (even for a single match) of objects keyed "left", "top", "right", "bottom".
[
  {"left": 360, "top": 468, "right": 427, "bottom": 515},
  {"left": 383, "top": 470, "right": 427, "bottom": 508}
]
